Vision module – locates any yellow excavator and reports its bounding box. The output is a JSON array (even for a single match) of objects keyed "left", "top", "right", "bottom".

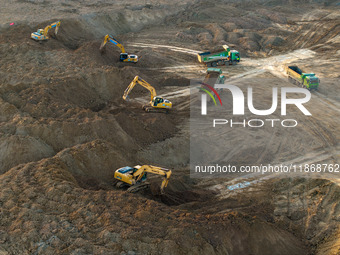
[
  {"left": 114, "top": 165, "right": 172, "bottom": 194},
  {"left": 99, "top": 34, "right": 138, "bottom": 63},
  {"left": 123, "top": 76, "right": 172, "bottom": 113},
  {"left": 31, "top": 21, "right": 61, "bottom": 41}
]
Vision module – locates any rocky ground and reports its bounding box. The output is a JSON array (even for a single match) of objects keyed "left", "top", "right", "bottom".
[{"left": 0, "top": 0, "right": 339, "bottom": 254}]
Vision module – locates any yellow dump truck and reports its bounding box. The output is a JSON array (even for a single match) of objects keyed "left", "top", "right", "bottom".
[{"left": 285, "top": 65, "right": 319, "bottom": 90}]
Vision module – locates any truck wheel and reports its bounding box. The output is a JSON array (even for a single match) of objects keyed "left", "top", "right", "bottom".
[{"left": 211, "top": 62, "right": 217, "bottom": 67}]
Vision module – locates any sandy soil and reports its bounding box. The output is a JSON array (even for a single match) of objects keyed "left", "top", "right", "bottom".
[{"left": 0, "top": 0, "right": 339, "bottom": 254}]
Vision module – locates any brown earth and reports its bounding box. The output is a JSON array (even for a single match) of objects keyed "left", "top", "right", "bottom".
[{"left": 0, "top": 0, "right": 339, "bottom": 254}]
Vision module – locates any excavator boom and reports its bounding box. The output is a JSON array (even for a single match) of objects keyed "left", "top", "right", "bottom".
[
  {"left": 122, "top": 76, "right": 172, "bottom": 113},
  {"left": 123, "top": 76, "right": 157, "bottom": 102},
  {"left": 43, "top": 21, "right": 61, "bottom": 37},
  {"left": 99, "top": 34, "right": 126, "bottom": 53}
]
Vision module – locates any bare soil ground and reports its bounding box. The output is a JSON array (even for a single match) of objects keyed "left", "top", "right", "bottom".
[{"left": 0, "top": 0, "right": 339, "bottom": 254}]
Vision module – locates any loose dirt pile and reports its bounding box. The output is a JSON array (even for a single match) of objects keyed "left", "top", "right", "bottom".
[{"left": 0, "top": 157, "right": 309, "bottom": 255}]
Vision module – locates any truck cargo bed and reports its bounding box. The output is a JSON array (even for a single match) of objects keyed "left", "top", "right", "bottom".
[
  {"left": 288, "top": 66, "right": 303, "bottom": 75},
  {"left": 202, "top": 72, "right": 220, "bottom": 87}
]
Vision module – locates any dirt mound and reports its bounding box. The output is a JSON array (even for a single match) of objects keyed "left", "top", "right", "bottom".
[
  {"left": 55, "top": 19, "right": 97, "bottom": 50},
  {"left": 158, "top": 178, "right": 215, "bottom": 206},
  {"left": 158, "top": 75, "right": 190, "bottom": 87},
  {"left": 272, "top": 178, "right": 340, "bottom": 254},
  {"left": 113, "top": 108, "right": 178, "bottom": 145},
  {"left": 291, "top": 15, "right": 340, "bottom": 53},
  {"left": 163, "top": 2, "right": 298, "bottom": 54},
  {"left": 0, "top": 158, "right": 310, "bottom": 255},
  {"left": 0, "top": 135, "right": 54, "bottom": 174},
  {"left": 0, "top": 65, "right": 181, "bottom": 178},
  {"left": 57, "top": 140, "right": 131, "bottom": 189}
]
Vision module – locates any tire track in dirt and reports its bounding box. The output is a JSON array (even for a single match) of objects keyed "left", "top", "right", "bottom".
[
  {"left": 144, "top": 64, "right": 203, "bottom": 71},
  {"left": 209, "top": 143, "right": 340, "bottom": 200},
  {"left": 255, "top": 130, "right": 277, "bottom": 164},
  {"left": 304, "top": 117, "right": 338, "bottom": 147},
  {"left": 313, "top": 91, "right": 340, "bottom": 113},
  {"left": 129, "top": 42, "right": 201, "bottom": 55}
]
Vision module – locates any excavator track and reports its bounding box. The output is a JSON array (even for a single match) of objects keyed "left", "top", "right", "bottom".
[
  {"left": 143, "top": 105, "right": 170, "bottom": 114},
  {"left": 116, "top": 181, "right": 128, "bottom": 188},
  {"left": 127, "top": 183, "right": 150, "bottom": 193}
]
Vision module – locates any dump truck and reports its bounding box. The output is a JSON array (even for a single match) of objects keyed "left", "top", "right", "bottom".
[
  {"left": 199, "top": 68, "right": 225, "bottom": 103},
  {"left": 202, "top": 68, "right": 225, "bottom": 88},
  {"left": 197, "top": 45, "right": 240, "bottom": 67},
  {"left": 285, "top": 65, "right": 319, "bottom": 90}
]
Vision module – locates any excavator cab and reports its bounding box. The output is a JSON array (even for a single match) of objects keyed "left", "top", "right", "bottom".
[
  {"left": 120, "top": 53, "right": 128, "bottom": 61},
  {"left": 152, "top": 96, "right": 164, "bottom": 106},
  {"left": 114, "top": 166, "right": 147, "bottom": 185},
  {"left": 120, "top": 53, "right": 138, "bottom": 63},
  {"left": 31, "top": 29, "right": 48, "bottom": 40},
  {"left": 152, "top": 97, "right": 172, "bottom": 113}
]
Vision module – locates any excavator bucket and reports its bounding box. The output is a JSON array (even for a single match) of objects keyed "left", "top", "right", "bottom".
[
  {"left": 55, "top": 25, "right": 59, "bottom": 35},
  {"left": 99, "top": 41, "right": 105, "bottom": 52}
]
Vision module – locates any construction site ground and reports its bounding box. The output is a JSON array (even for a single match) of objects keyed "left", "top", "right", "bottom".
[{"left": 0, "top": 0, "right": 339, "bottom": 254}]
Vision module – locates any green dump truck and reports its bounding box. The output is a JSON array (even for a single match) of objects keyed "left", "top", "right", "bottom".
[
  {"left": 197, "top": 45, "right": 240, "bottom": 67},
  {"left": 202, "top": 68, "right": 225, "bottom": 86},
  {"left": 285, "top": 65, "right": 320, "bottom": 90},
  {"left": 200, "top": 68, "right": 225, "bottom": 102}
]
